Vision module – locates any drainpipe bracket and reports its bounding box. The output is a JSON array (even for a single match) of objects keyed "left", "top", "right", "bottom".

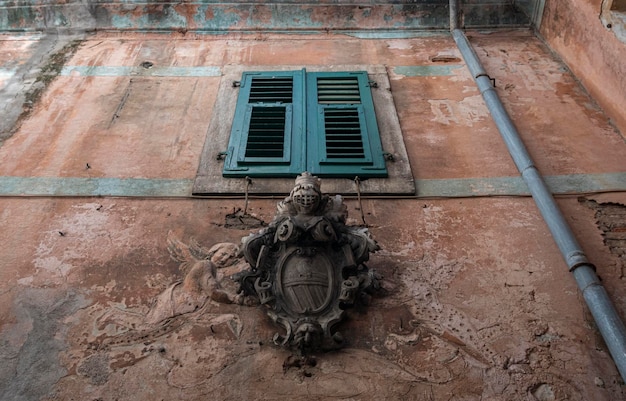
[{"left": 476, "top": 73, "right": 496, "bottom": 87}]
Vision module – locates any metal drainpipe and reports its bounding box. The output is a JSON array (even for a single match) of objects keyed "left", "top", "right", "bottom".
[
  {"left": 448, "top": 0, "right": 626, "bottom": 380},
  {"left": 449, "top": 0, "right": 458, "bottom": 31}
]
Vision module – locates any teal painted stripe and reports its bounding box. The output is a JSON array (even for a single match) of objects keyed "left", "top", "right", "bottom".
[
  {"left": 394, "top": 65, "right": 462, "bottom": 77},
  {"left": 0, "top": 173, "right": 623, "bottom": 197},
  {"left": 345, "top": 31, "right": 449, "bottom": 39},
  {"left": 0, "top": 177, "right": 193, "bottom": 197},
  {"left": 416, "top": 173, "right": 626, "bottom": 198},
  {"left": 60, "top": 66, "right": 222, "bottom": 77},
  {"left": 417, "top": 176, "right": 528, "bottom": 197}
]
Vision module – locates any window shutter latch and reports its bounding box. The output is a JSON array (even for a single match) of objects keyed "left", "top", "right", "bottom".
[
  {"left": 383, "top": 152, "right": 394, "bottom": 162},
  {"left": 217, "top": 151, "right": 228, "bottom": 161},
  {"left": 368, "top": 80, "right": 378, "bottom": 88}
]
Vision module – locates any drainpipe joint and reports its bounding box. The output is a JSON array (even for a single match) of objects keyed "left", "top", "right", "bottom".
[{"left": 567, "top": 251, "right": 594, "bottom": 272}]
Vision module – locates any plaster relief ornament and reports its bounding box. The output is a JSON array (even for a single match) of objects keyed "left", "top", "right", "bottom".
[{"left": 234, "top": 172, "right": 381, "bottom": 352}]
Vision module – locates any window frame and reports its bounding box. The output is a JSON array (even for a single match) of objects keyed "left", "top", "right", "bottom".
[{"left": 193, "top": 64, "right": 415, "bottom": 196}]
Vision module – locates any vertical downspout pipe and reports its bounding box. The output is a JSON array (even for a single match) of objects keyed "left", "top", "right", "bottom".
[
  {"left": 449, "top": 0, "right": 458, "bottom": 31},
  {"left": 448, "top": 0, "right": 626, "bottom": 381}
]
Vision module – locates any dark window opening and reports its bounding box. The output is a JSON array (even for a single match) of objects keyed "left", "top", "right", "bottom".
[
  {"left": 324, "top": 109, "right": 365, "bottom": 159},
  {"left": 245, "top": 106, "right": 287, "bottom": 159},
  {"left": 249, "top": 77, "right": 293, "bottom": 103}
]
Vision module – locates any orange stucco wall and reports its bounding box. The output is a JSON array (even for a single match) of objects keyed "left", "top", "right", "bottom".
[{"left": 540, "top": 0, "right": 626, "bottom": 134}]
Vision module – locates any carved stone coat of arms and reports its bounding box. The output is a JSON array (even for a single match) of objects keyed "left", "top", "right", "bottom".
[{"left": 235, "top": 172, "right": 380, "bottom": 352}]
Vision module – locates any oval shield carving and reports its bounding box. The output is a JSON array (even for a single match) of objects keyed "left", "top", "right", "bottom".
[{"left": 277, "top": 248, "right": 334, "bottom": 315}]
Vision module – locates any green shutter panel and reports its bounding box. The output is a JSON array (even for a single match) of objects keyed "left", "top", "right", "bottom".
[
  {"left": 223, "top": 71, "right": 305, "bottom": 177},
  {"left": 306, "top": 71, "right": 388, "bottom": 178}
]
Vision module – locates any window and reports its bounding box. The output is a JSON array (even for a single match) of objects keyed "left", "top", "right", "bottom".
[
  {"left": 222, "top": 69, "right": 388, "bottom": 178},
  {"left": 193, "top": 65, "right": 413, "bottom": 196}
]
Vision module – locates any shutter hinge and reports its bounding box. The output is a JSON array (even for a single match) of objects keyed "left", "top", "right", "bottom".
[
  {"left": 217, "top": 151, "right": 228, "bottom": 160},
  {"left": 383, "top": 152, "right": 395, "bottom": 162},
  {"left": 368, "top": 80, "right": 378, "bottom": 88},
  {"left": 232, "top": 81, "right": 241, "bottom": 88}
]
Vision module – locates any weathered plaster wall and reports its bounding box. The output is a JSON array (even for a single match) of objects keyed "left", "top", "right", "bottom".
[
  {"left": 0, "top": 1, "right": 529, "bottom": 32},
  {"left": 540, "top": 0, "right": 626, "bottom": 134},
  {"left": 1, "top": 31, "right": 625, "bottom": 401}
]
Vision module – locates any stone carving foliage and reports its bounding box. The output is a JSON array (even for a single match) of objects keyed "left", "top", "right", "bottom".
[{"left": 235, "top": 172, "right": 380, "bottom": 352}]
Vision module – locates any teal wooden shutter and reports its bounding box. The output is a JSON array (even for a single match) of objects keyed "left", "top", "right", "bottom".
[
  {"left": 306, "top": 71, "right": 388, "bottom": 178},
  {"left": 223, "top": 70, "right": 387, "bottom": 178},
  {"left": 223, "top": 70, "right": 305, "bottom": 177}
]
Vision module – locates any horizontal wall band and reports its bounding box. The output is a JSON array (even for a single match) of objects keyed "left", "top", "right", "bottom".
[
  {"left": 0, "top": 177, "right": 194, "bottom": 197},
  {"left": 57, "top": 65, "right": 464, "bottom": 78},
  {"left": 394, "top": 65, "right": 462, "bottom": 77},
  {"left": 0, "top": 173, "right": 624, "bottom": 198},
  {"left": 60, "top": 65, "right": 222, "bottom": 77},
  {"left": 2, "top": 64, "right": 461, "bottom": 87},
  {"left": 416, "top": 172, "right": 626, "bottom": 198}
]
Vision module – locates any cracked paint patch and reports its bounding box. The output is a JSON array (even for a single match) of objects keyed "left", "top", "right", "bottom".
[{"left": 428, "top": 95, "right": 489, "bottom": 126}]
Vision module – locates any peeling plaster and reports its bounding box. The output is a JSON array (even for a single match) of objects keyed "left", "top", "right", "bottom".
[{"left": 0, "top": 289, "right": 90, "bottom": 401}]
